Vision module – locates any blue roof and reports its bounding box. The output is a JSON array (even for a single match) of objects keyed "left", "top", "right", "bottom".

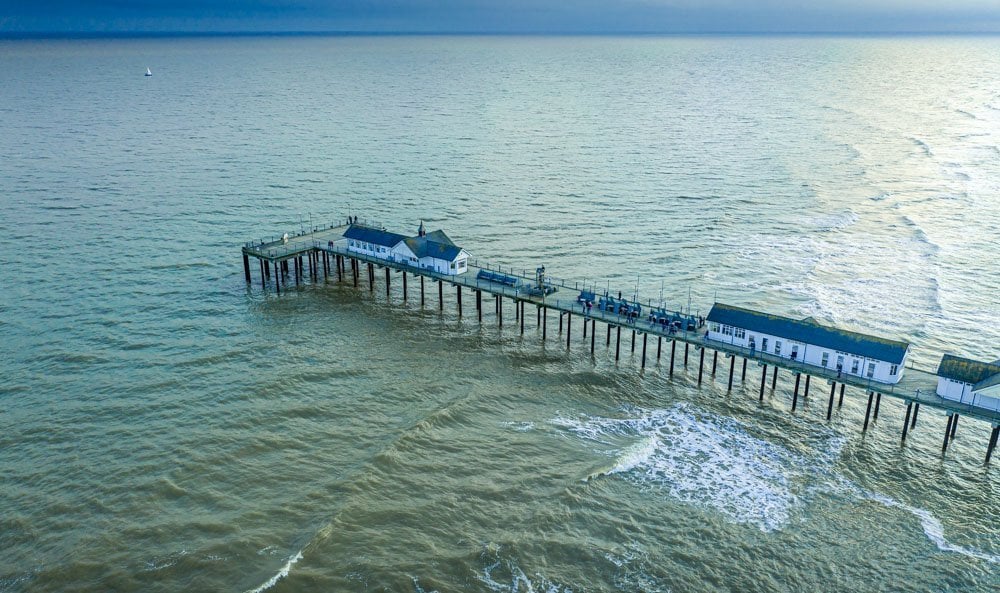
[
  {"left": 343, "top": 225, "right": 406, "bottom": 248},
  {"left": 936, "top": 354, "right": 1000, "bottom": 385},
  {"left": 404, "top": 236, "right": 463, "bottom": 261},
  {"left": 707, "top": 303, "right": 909, "bottom": 364}
]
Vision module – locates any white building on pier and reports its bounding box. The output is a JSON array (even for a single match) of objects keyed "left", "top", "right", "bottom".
[
  {"left": 343, "top": 222, "right": 469, "bottom": 276},
  {"left": 936, "top": 354, "right": 1000, "bottom": 412},
  {"left": 706, "top": 303, "right": 910, "bottom": 384}
]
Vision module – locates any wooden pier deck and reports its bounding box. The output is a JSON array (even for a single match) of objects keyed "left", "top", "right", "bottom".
[{"left": 241, "top": 223, "right": 1000, "bottom": 462}]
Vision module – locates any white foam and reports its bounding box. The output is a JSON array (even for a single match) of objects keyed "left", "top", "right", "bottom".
[
  {"left": 553, "top": 404, "right": 838, "bottom": 532},
  {"left": 244, "top": 550, "right": 304, "bottom": 593},
  {"left": 860, "top": 488, "right": 1000, "bottom": 564},
  {"left": 479, "top": 546, "right": 574, "bottom": 593}
]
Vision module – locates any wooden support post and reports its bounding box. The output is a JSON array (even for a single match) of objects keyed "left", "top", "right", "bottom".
[
  {"left": 515, "top": 297, "right": 519, "bottom": 321},
  {"left": 243, "top": 253, "right": 251, "bottom": 283},
  {"left": 873, "top": 393, "right": 881, "bottom": 420},
  {"left": 498, "top": 295, "right": 503, "bottom": 327},
  {"left": 942, "top": 414, "right": 954, "bottom": 453},
  {"left": 274, "top": 261, "right": 281, "bottom": 293},
  {"left": 804, "top": 375, "right": 811, "bottom": 398},
  {"left": 322, "top": 252, "right": 328, "bottom": 279},
  {"left": 542, "top": 306, "right": 547, "bottom": 340},
  {"left": 657, "top": 336, "right": 662, "bottom": 360},
  {"left": 950, "top": 414, "right": 959, "bottom": 440},
  {"left": 263, "top": 259, "right": 270, "bottom": 280},
  {"left": 590, "top": 320, "right": 596, "bottom": 354},
  {"left": 711, "top": 350, "right": 718, "bottom": 376},
  {"left": 477, "top": 290, "right": 482, "bottom": 322},
  {"left": 402, "top": 271, "right": 407, "bottom": 300},
  {"left": 771, "top": 366, "right": 778, "bottom": 389},
  {"left": 684, "top": 342, "right": 689, "bottom": 366},
  {"left": 986, "top": 426, "right": 1000, "bottom": 464},
  {"left": 559, "top": 311, "right": 563, "bottom": 333},
  {"left": 457, "top": 285, "right": 462, "bottom": 317},
  {"left": 438, "top": 280, "right": 443, "bottom": 310},
  {"left": 631, "top": 329, "right": 636, "bottom": 353},
  {"left": 385, "top": 267, "right": 390, "bottom": 297},
  {"left": 827, "top": 382, "right": 836, "bottom": 420},
  {"left": 337, "top": 255, "right": 342, "bottom": 282},
  {"left": 368, "top": 263, "right": 373, "bottom": 291},
  {"left": 641, "top": 333, "right": 647, "bottom": 369},
  {"left": 669, "top": 340, "right": 676, "bottom": 377},
  {"left": 838, "top": 383, "right": 845, "bottom": 407},
  {"left": 728, "top": 355, "right": 735, "bottom": 391},
  {"left": 566, "top": 313, "right": 571, "bottom": 348},
  {"left": 606, "top": 323, "right": 611, "bottom": 347},
  {"left": 759, "top": 364, "right": 767, "bottom": 401},
  {"left": 294, "top": 258, "right": 300, "bottom": 285},
  {"left": 901, "top": 402, "right": 913, "bottom": 441},
  {"left": 698, "top": 347, "right": 705, "bottom": 385},
  {"left": 615, "top": 326, "right": 621, "bottom": 361},
  {"left": 741, "top": 358, "right": 747, "bottom": 381},
  {"left": 792, "top": 374, "right": 801, "bottom": 411},
  {"left": 910, "top": 403, "right": 919, "bottom": 428},
  {"left": 582, "top": 314, "right": 586, "bottom": 338},
  {"left": 863, "top": 392, "right": 874, "bottom": 432},
  {"left": 537, "top": 306, "right": 541, "bottom": 328},
  {"left": 352, "top": 259, "right": 358, "bottom": 287},
  {"left": 259, "top": 260, "right": 266, "bottom": 289},
  {"left": 520, "top": 301, "right": 525, "bottom": 335}
]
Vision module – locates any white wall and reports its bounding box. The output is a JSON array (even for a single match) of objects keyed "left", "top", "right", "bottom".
[
  {"left": 707, "top": 322, "right": 905, "bottom": 384},
  {"left": 346, "top": 238, "right": 394, "bottom": 260},
  {"left": 936, "top": 377, "right": 971, "bottom": 402}
]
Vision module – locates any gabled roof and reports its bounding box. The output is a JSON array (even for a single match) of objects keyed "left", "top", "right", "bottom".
[
  {"left": 424, "top": 229, "right": 455, "bottom": 245},
  {"left": 343, "top": 225, "right": 406, "bottom": 248},
  {"left": 707, "top": 303, "right": 909, "bottom": 364},
  {"left": 403, "top": 236, "right": 464, "bottom": 261},
  {"left": 937, "top": 354, "right": 1000, "bottom": 386}
]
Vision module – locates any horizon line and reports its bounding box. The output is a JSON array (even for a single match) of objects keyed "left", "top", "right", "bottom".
[{"left": 3, "top": 30, "right": 1000, "bottom": 39}]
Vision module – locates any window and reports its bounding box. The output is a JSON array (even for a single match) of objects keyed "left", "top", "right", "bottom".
[
  {"left": 867, "top": 362, "right": 875, "bottom": 378},
  {"left": 775, "top": 341, "right": 782, "bottom": 355},
  {"left": 791, "top": 345, "right": 799, "bottom": 356},
  {"left": 821, "top": 352, "right": 829, "bottom": 367},
  {"left": 837, "top": 355, "right": 844, "bottom": 370},
  {"left": 890, "top": 364, "right": 898, "bottom": 376},
  {"left": 710, "top": 323, "right": 720, "bottom": 332},
  {"left": 851, "top": 360, "right": 859, "bottom": 374},
  {"left": 722, "top": 325, "right": 734, "bottom": 336},
  {"left": 761, "top": 338, "right": 768, "bottom": 351},
  {"left": 734, "top": 328, "right": 746, "bottom": 339},
  {"left": 450, "top": 262, "right": 456, "bottom": 270}
]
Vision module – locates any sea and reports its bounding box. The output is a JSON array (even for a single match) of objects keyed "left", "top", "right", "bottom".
[{"left": 0, "top": 34, "right": 998, "bottom": 592}]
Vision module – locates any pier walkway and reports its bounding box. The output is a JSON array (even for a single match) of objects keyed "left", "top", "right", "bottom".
[{"left": 242, "top": 223, "right": 1000, "bottom": 463}]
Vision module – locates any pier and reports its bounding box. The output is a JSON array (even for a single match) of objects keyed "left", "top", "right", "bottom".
[{"left": 241, "top": 221, "right": 1000, "bottom": 465}]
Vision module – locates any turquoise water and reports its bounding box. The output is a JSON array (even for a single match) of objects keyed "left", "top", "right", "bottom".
[{"left": 0, "top": 35, "right": 998, "bottom": 592}]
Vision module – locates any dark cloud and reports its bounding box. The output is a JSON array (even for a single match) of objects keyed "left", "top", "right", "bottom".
[{"left": 2, "top": 1, "right": 998, "bottom": 33}]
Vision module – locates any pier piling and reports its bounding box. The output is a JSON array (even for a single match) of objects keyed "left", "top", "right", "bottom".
[
  {"left": 642, "top": 334, "right": 648, "bottom": 369},
  {"left": 772, "top": 366, "right": 778, "bottom": 389},
  {"left": 827, "top": 382, "right": 836, "bottom": 420},
  {"left": 615, "top": 326, "right": 621, "bottom": 361},
  {"left": 863, "top": 392, "right": 874, "bottom": 432},
  {"left": 606, "top": 323, "right": 611, "bottom": 347},
  {"left": 521, "top": 301, "right": 525, "bottom": 334},
  {"left": 804, "top": 375, "right": 811, "bottom": 398},
  {"left": 741, "top": 358, "right": 747, "bottom": 381},
  {"left": 759, "top": 364, "right": 767, "bottom": 401},
  {"left": 243, "top": 253, "right": 251, "bottom": 283},
  {"left": 873, "top": 393, "right": 882, "bottom": 421},
  {"left": 566, "top": 313, "right": 571, "bottom": 348},
  {"left": 792, "top": 374, "right": 801, "bottom": 411},
  {"left": 684, "top": 342, "right": 689, "bottom": 367},
  {"left": 943, "top": 414, "right": 954, "bottom": 453},
  {"left": 657, "top": 336, "right": 662, "bottom": 360},
  {"left": 950, "top": 414, "right": 959, "bottom": 440},
  {"left": 590, "top": 320, "right": 596, "bottom": 353},
  {"left": 698, "top": 347, "right": 705, "bottom": 386},
  {"left": 902, "top": 402, "right": 913, "bottom": 441},
  {"left": 728, "top": 355, "right": 735, "bottom": 391},
  {"left": 402, "top": 271, "right": 407, "bottom": 299},
  {"left": 438, "top": 280, "right": 443, "bottom": 310},
  {"left": 838, "top": 383, "right": 845, "bottom": 408},
  {"left": 543, "top": 307, "right": 547, "bottom": 340},
  {"left": 911, "top": 403, "right": 919, "bottom": 428},
  {"left": 457, "top": 285, "right": 462, "bottom": 316},
  {"left": 986, "top": 426, "right": 999, "bottom": 464},
  {"left": 385, "top": 267, "right": 390, "bottom": 297},
  {"left": 712, "top": 350, "right": 718, "bottom": 376},
  {"left": 669, "top": 340, "right": 676, "bottom": 377},
  {"left": 421, "top": 276, "right": 425, "bottom": 306}
]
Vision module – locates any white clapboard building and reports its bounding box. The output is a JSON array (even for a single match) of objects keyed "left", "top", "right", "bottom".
[
  {"left": 935, "top": 354, "right": 1000, "bottom": 412},
  {"left": 706, "top": 303, "right": 910, "bottom": 384},
  {"left": 343, "top": 222, "right": 469, "bottom": 276}
]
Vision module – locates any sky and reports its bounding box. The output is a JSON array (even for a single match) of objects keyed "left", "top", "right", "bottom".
[{"left": 2, "top": 0, "right": 1000, "bottom": 34}]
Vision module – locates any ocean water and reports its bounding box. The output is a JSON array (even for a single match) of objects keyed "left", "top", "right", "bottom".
[{"left": 0, "top": 34, "right": 998, "bottom": 592}]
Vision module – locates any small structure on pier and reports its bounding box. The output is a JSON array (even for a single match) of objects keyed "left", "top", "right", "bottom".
[
  {"left": 936, "top": 354, "right": 1000, "bottom": 411},
  {"left": 706, "top": 303, "right": 910, "bottom": 384},
  {"left": 344, "top": 222, "right": 469, "bottom": 275}
]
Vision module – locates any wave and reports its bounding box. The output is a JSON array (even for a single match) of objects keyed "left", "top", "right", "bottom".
[
  {"left": 244, "top": 550, "right": 304, "bottom": 593},
  {"left": 909, "top": 137, "right": 934, "bottom": 157},
  {"left": 549, "top": 404, "right": 998, "bottom": 563}
]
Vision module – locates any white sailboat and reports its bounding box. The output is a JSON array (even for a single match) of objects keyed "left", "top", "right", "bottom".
[{"left": 145, "top": 67, "right": 152, "bottom": 77}]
